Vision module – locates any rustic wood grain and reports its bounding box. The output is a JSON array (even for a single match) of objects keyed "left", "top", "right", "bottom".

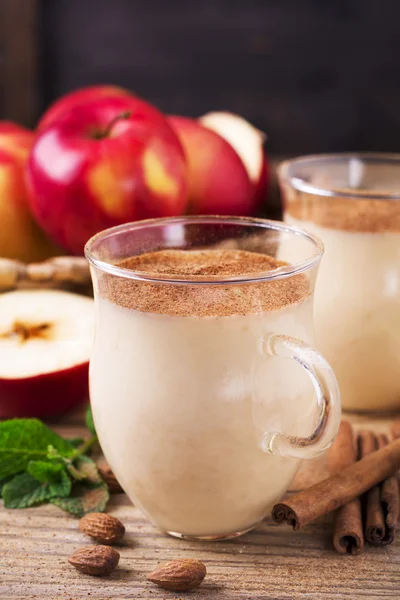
[
  {"left": 1, "top": 496, "right": 400, "bottom": 600},
  {"left": 1, "top": 411, "right": 400, "bottom": 598}
]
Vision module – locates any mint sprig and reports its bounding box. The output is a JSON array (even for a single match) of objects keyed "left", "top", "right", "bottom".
[
  {"left": 0, "top": 419, "right": 74, "bottom": 479},
  {"left": 0, "top": 408, "right": 110, "bottom": 517}
]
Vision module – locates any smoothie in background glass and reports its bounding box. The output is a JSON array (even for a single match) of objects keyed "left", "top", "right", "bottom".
[{"left": 280, "top": 154, "right": 400, "bottom": 412}]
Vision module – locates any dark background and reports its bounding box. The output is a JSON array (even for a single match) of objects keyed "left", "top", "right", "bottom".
[{"left": 2, "top": 0, "right": 400, "bottom": 156}]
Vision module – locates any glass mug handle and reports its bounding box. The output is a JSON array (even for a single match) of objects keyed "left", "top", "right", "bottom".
[{"left": 260, "top": 334, "right": 341, "bottom": 460}]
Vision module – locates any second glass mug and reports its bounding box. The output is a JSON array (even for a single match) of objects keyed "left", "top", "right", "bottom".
[
  {"left": 279, "top": 154, "right": 400, "bottom": 412},
  {"left": 85, "top": 216, "right": 340, "bottom": 540}
]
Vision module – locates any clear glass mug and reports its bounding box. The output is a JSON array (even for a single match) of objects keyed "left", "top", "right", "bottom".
[
  {"left": 279, "top": 154, "right": 400, "bottom": 413},
  {"left": 85, "top": 216, "right": 340, "bottom": 540}
]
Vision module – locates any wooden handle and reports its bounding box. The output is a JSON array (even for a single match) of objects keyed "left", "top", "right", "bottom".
[{"left": 0, "top": 256, "right": 91, "bottom": 291}]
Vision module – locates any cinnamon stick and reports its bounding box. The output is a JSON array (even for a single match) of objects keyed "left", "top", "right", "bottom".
[
  {"left": 359, "top": 431, "right": 386, "bottom": 545},
  {"left": 272, "top": 437, "right": 400, "bottom": 530},
  {"left": 328, "top": 421, "right": 364, "bottom": 554},
  {"left": 375, "top": 433, "right": 399, "bottom": 544}
]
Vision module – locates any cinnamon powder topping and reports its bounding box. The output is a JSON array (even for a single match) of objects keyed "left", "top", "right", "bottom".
[
  {"left": 285, "top": 193, "right": 400, "bottom": 233},
  {"left": 100, "top": 249, "right": 311, "bottom": 317}
]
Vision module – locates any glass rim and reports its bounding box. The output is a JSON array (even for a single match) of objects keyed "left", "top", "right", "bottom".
[
  {"left": 84, "top": 215, "right": 324, "bottom": 285},
  {"left": 278, "top": 152, "right": 400, "bottom": 200}
]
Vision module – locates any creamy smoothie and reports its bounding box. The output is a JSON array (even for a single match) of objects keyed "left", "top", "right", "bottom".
[
  {"left": 285, "top": 197, "right": 400, "bottom": 412},
  {"left": 90, "top": 249, "right": 318, "bottom": 538}
]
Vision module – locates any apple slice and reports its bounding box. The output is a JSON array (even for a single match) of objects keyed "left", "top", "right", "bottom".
[
  {"left": 199, "top": 112, "right": 268, "bottom": 209},
  {"left": 0, "top": 289, "right": 94, "bottom": 418}
]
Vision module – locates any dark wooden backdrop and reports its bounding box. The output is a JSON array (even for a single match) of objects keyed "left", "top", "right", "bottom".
[
  {"left": 0, "top": 0, "right": 38, "bottom": 126},
  {"left": 2, "top": 0, "right": 400, "bottom": 155}
]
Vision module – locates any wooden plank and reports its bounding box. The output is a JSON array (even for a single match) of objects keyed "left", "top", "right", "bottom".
[
  {"left": 0, "top": 0, "right": 38, "bottom": 126},
  {"left": 1, "top": 496, "right": 400, "bottom": 599},
  {"left": 1, "top": 412, "right": 399, "bottom": 598}
]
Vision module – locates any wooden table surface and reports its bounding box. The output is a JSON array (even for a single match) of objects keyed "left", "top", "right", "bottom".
[{"left": 1, "top": 410, "right": 399, "bottom": 600}]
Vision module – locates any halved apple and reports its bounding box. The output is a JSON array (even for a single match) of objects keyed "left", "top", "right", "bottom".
[
  {"left": 199, "top": 111, "right": 269, "bottom": 210},
  {"left": 0, "top": 289, "right": 94, "bottom": 418}
]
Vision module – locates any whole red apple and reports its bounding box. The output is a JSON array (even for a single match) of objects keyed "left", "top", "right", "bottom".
[
  {"left": 27, "top": 89, "right": 188, "bottom": 254},
  {"left": 199, "top": 112, "right": 269, "bottom": 212},
  {"left": 0, "top": 122, "right": 60, "bottom": 261},
  {"left": 168, "top": 116, "right": 254, "bottom": 215},
  {"left": 169, "top": 113, "right": 268, "bottom": 216},
  {"left": 38, "top": 85, "right": 132, "bottom": 132}
]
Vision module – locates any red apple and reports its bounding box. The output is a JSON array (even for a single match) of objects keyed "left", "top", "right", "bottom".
[
  {"left": 38, "top": 85, "right": 132, "bottom": 132},
  {"left": 27, "top": 90, "right": 188, "bottom": 254},
  {"left": 168, "top": 116, "right": 254, "bottom": 215},
  {"left": 0, "top": 122, "right": 60, "bottom": 261},
  {"left": 199, "top": 112, "right": 269, "bottom": 211},
  {"left": 0, "top": 289, "right": 94, "bottom": 418}
]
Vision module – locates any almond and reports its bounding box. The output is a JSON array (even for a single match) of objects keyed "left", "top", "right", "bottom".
[
  {"left": 68, "top": 545, "right": 119, "bottom": 576},
  {"left": 79, "top": 513, "right": 125, "bottom": 544},
  {"left": 147, "top": 558, "right": 207, "bottom": 591},
  {"left": 98, "top": 463, "right": 124, "bottom": 493}
]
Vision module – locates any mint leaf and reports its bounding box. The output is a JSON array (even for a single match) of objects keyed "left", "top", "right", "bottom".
[
  {"left": 66, "top": 463, "right": 87, "bottom": 481},
  {"left": 75, "top": 456, "right": 102, "bottom": 483},
  {"left": 0, "top": 476, "right": 13, "bottom": 497},
  {"left": 68, "top": 437, "right": 84, "bottom": 448},
  {"left": 46, "top": 445, "right": 73, "bottom": 463},
  {"left": 51, "top": 456, "right": 107, "bottom": 516},
  {"left": 51, "top": 482, "right": 109, "bottom": 517},
  {"left": 66, "top": 455, "right": 101, "bottom": 483},
  {"left": 27, "top": 460, "right": 64, "bottom": 483},
  {"left": 3, "top": 468, "right": 72, "bottom": 509},
  {"left": 85, "top": 406, "right": 96, "bottom": 436},
  {"left": 48, "top": 469, "right": 71, "bottom": 497},
  {"left": 3, "top": 473, "right": 53, "bottom": 508},
  {"left": 0, "top": 419, "right": 74, "bottom": 479},
  {"left": 47, "top": 445, "right": 101, "bottom": 483}
]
